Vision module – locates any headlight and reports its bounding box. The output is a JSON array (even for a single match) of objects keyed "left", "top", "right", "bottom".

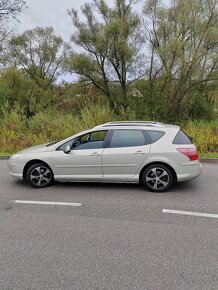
[{"left": 10, "top": 153, "right": 22, "bottom": 160}]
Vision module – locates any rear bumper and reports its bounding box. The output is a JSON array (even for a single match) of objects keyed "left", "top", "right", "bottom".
[{"left": 177, "top": 160, "right": 202, "bottom": 182}]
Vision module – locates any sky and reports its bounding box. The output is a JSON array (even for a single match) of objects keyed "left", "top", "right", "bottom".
[
  {"left": 15, "top": 0, "right": 144, "bottom": 41},
  {"left": 16, "top": 0, "right": 87, "bottom": 41}
]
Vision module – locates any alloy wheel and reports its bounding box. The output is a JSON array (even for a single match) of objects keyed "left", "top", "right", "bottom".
[
  {"left": 30, "top": 166, "right": 52, "bottom": 187},
  {"left": 145, "top": 167, "right": 170, "bottom": 191}
]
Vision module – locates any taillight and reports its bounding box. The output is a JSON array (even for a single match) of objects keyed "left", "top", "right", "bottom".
[{"left": 177, "top": 148, "right": 199, "bottom": 161}]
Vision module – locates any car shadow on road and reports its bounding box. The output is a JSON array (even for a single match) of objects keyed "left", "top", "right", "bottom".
[
  {"left": 52, "top": 179, "right": 200, "bottom": 194},
  {"left": 53, "top": 180, "right": 143, "bottom": 190},
  {"left": 13, "top": 178, "right": 200, "bottom": 195}
]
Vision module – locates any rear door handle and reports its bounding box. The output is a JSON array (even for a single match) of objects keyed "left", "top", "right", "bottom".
[{"left": 90, "top": 152, "right": 100, "bottom": 156}]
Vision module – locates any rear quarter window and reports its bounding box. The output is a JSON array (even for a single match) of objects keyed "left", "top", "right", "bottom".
[
  {"left": 173, "top": 130, "right": 193, "bottom": 144},
  {"left": 146, "top": 130, "right": 165, "bottom": 144}
]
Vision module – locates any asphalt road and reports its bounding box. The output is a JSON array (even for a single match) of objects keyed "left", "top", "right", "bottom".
[{"left": 0, "top": 160, "right": 218, "bottom": 290}]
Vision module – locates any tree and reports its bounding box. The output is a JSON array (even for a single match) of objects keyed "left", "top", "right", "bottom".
[
  {"left": 8, "top": 27, "right": 70, "bottom": 89},
  {"left": 67, "top": 0, "right": 144, "bottom": 113},
  {"left": 0, "top": 0, "right": 26, "bottom": 63},
  {"left": 2, "top": 27, "right": 71, "bottom": 118},
  {"left": 0, "top": 0, "right": 25, "bottom": 17},
  {"left": 143, "top": 0, "right": 218, "bottom": 121},
  {"left": 0, "top": 67, "right": 61, "bottom": 119}
]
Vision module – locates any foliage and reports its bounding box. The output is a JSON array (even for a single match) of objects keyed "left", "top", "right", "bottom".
[
  {"left": 8, "top": 27, "right": 70, "bottom": 85},
  {"left": 0, "top": 103, "right": 217, "bottom": 153},
  {"left": 1, "top": 27, "right": 71, "bottom": 118},
  {"left": 0, "top": 103, "right": 116, "bottom": 152},
  {"left": 0, "top": 0, "right": 26, "bottom": 62},
  {"left": 0, "top": 103, "right": 27, "bottom": 152},
  {"left": 0, "top": 0, "right": 25, "bottom": 17},
  {"left": 183, "top": 120, "right": 218, "bottom": 153},
  {"left": 58, "top": 81, "right": 107, "bottom": 114},
  {"left": 0, "top": 67, "right": 59, "bottom": 119},
  {"left": 67, "top": 0, "right": 144, "bottom": 112},
  {"left": 143, "top": 0, "right": 218, "bottom": 122}
]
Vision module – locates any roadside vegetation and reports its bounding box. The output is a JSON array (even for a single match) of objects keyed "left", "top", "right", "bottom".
[
  {"left": 0, "top": 103, "right": 217, "bottom": 155},
  {"left": 0, "top": 0, "right": 217, "bottom": 157}
]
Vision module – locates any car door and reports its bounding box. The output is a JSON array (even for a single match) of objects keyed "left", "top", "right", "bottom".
[
  {"left": 102, "top": 129, "right": 150, "bottom": 181},
  {"left": 51, "top": 130, "right": 109, "bottom": 181}
]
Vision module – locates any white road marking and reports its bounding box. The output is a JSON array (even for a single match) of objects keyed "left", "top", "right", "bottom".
[
  {"left": 12, "top": 200, "right": 81, "bottom": 207},
  {"left": 163, "top": 209, "right": 218, "bottom": 219}
]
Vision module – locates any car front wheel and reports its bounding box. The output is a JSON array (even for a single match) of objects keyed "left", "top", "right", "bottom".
[
  {"left": 142, "top": 164, "right": 173, "bottom": 192},
  {"left": 26, "top": 163, "right": 54, "bottom": 188}
]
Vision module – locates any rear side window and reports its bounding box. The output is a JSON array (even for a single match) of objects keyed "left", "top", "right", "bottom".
[
  {"left": 109, "top": 129, "right": 146, "bottom": 148},
  {"left": 173, "top": 130, "right": 193, "bottom": 144},
  {"left": 146, "top": 130, "right": 165, "bottom": 144}
]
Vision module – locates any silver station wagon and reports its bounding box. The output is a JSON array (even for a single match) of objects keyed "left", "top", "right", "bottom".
[{"left": 8, "top": 121, "right": 202, "bottom": 192}]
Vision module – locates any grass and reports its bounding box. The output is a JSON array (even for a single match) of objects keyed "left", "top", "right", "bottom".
[
  {"left": 0, "top": 152, "right": 12, "bottom": 156},
  {"left": 199, "top": 152, "right": 218, "bottom": 158}
]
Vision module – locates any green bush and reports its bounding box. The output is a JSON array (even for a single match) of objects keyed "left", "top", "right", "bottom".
[
  {"left": 183, "top": 120, "right": 218, "bottom": 153},
  {"left": 0, "top": 103, "right": 217, "bottom": 154},
  {"left": 0, "top": 103, "right": 116, "bottom": 152}
]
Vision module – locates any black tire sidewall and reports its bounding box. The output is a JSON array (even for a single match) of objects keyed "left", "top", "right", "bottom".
[
  {"left": 26, "top": 163, "right": 54, "bottom": 188},
  {"left": 142, "top": 164, "right": 173, "bottom": 192}
]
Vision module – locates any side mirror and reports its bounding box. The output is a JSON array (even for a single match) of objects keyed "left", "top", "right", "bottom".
[{"left": 64, "top": 145, "right": 71, "bottom": 154}]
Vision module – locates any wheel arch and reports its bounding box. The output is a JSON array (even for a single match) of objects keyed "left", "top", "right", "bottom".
[
  {"left": 139, "top": 161, "right": 177, "bottom": 183},
  {"left": 23, "top": 159, "right": 53, "bottom": 180}
]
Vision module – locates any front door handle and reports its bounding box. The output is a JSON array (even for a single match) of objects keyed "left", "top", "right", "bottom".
[
  {"left": 90, "top": 152, "right": 100, "bottom": 156},
  {"left": 134, "top": 151, "right": 145, "bottom": 155}
]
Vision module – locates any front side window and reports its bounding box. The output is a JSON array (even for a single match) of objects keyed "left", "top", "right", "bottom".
[
  {"left": 109, "top": 129, "right": 146, "bottom": 148},
  {"left": 56, "top": 139, "right": 74, "bottom": 151},
  {"left": 56, "top": 130, "right": 108, "bottom": 151}
]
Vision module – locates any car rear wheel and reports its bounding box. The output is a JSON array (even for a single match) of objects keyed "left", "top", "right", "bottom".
[
  {"left": 142, "top": 164, "right": 173, "bottom": 192},
  {"left": 26, "top": 163, "right": 54, "bottom": 188}
]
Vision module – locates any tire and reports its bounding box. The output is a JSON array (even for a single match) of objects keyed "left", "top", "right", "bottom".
[
  {"left": 142, "top": 164, "right": 173, "bottom": 192},
  {"left": 26, "top": 163, "right": 54, "bottom": 188}
]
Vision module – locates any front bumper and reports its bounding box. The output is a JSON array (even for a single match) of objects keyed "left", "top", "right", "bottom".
[{"left": 7, "top": 159, "right": 24, "bottom": 180}]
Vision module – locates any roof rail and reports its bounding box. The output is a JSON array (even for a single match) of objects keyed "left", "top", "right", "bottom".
[
  {"left": 105, "top": 121, "right": 163, "bottom": 125},
  {"left": 95, "top": 121, "right": 165, "bottom": 128}
]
